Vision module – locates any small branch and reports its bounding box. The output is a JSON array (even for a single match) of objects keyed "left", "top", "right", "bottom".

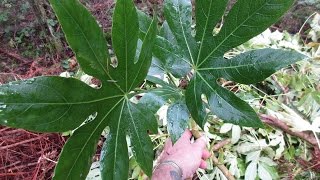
[
  {"left": 260, "top": 114, "right": 318, "bottom": 147},
  {"left": 210, "top": 139, "right": 231, "bottom": 152},
  {"left": 212, "top": 155, "right": 235, "bottom": 180},
  {"left": 0, "top": 136, "right": 43, "bottom": 151},
  {"left": 210, "top": 139, "right": 235, "bottom": 180}
]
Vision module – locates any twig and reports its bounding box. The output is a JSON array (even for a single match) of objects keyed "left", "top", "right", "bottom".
[
  {"left": 191, "top": 128, "right": 235, "bottom": 180},
  {"left": 0, "top": 48, "right": 30, "bottom": 63},
  {"left": 260, "top": 114, "right": 318, "bottom": 147},
  {"left": 0, "top": 136, "right": 43, "bottom": 151},
  {"left": 210, "top": 139, "right": 231, "bottom": 152},
  {"left": 0, "top": 172, "right": 30, "bottom": 177},
  {"left": 212, "top": 155, "right": 235, "bottom": 180},
  {"left": 210, "top": 139, "right": 235, "bottom": 180}
]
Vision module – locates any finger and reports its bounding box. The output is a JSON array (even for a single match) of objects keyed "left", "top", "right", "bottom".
[
  {"left": 176, "top": 129, "right": 192, "bottom": 145},
  {"left": 202, "top": 149, "right": 211, "bottom": 159},
  {"left": 158, "top": 139, "right": 173, "bottom": 162},
  {"left": 199, "top": 160, "right": 207, "bottom": 169},
  {"left": 193, "top": 136, "right": 207, "bottom": 150},
  {"left": 163, "top": 138, "right": 173, "bottom": 153}
]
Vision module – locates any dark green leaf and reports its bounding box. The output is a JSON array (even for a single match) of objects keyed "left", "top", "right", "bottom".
[
  {"left": 195, "top": 0, "right": 228, "bottom": 41},
  {"left": 49, "top": 0, "right": 110, "bottom": 82},
  {"left": 154, "top": 36, "right": 191, "bottom": 77},
  {"left": 167, "top": 101, "right": 189, "bottom": 143},
  {"left": 129, "top": 17, "right": 158, "bottom": 90},
  {"left": 200, "top": 74, "right": 263, "bottom": 128},
  {"left": 1, "top": 0, "right": 158, "bottom": 179},
  {"left": 125, "top": 102, "right": 154, "bottom": 177},
  {"left": 159, "top": 0, "right": 299, "bottom": 128},
  {"left": 0, "top": 77, "right": 121, "bottom": 132},
  {"left": 200, "top": 49, "right": 307, "bottom": 84},
  {"left": 187, "top": 73, "right": 264, "bottom": 128},
  {"left": 53, "top": 119, "right": 106, "bottom": 180},
  {"left": 53, "top": 97, "right": 124, "bottom": 180},
  {"left": 197, "top": 0, "right": 295, "bottom": 66},
  {"left": 137, "top": 10, "right": 152, "bottom": 38},
  {"left": 185, "top": 75, "right": 208, "bottom": 128},
  {"left": 164, "top": 0, "right": 198, "bottom": 63},
  {"left": 100, "top": 107, "right": 129, "bottom": 180},
  {"left": 110, "top": 0, "right": 139, "bottom": 91}
]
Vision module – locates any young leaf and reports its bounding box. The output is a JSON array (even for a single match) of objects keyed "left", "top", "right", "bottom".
[{"left": 0, "top": 0, "right": 158, "bottom": 179}]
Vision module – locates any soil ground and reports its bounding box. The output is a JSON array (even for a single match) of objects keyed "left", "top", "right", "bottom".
[{"left": 0, "top": 0, "right": 319, "bottom": 179}]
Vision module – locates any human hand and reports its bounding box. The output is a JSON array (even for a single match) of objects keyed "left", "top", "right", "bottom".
[{"left": 157, "top": 129, "right": 211, "bottom": 179}]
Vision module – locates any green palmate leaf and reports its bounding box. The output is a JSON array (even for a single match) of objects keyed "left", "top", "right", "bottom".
[
  {"left": 125, "top": 102, "right": 154, "bottom": 176},
  {"left": 167, "top": 101, "right": 190, "bottom": 143},
  {"left": 185, "top": 75, "right": 208, "bottom": 127},
  {"left": 53, "top": 114, "right": 118, "bottom": 180},
  {"left": 0, "top": 0, "right": 158, "bottom": 179},
  {"left": 157, "top": 0, "right": 306, "bottom": 128},
  {"left": 101, "top": 132, "right": 128, "bottom": 179}
]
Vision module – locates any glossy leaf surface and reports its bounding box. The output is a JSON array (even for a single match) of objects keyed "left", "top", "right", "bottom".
[
  {"left": 0, "top": 0, "right": 157, "bottom": 179},
  {"left": 150, "top": 0, "right": 306, "bottom": 129}
]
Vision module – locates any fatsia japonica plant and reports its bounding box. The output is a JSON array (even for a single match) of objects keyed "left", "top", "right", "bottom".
[
  {"left": 0, "top": 0, "right": 307, "bottom": 180},
  {"left": 0, "top": 0, "right": 158, "bottom": 179},
  {"left": 138, "top": 0, "right": 306, "bottom": 142}
]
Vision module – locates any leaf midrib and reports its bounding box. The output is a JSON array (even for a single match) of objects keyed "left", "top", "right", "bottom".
[
  {"left": 126, "top": 101, "right": 149, "bottom": 171},
  {"left": 176, "top": 2, "right": 195, "bottom": 64},
  {"left": 112, "top": 99, "right": 126, "bottom": 180},
  {"left": 197, "top": 56, "right": 280, "bottom": 71},
  {"left": 4, "top": 94, "right": 123, "bottom": 105},
  {"left": 196, "top": 0, "right": 214, "bottom": 65}
]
